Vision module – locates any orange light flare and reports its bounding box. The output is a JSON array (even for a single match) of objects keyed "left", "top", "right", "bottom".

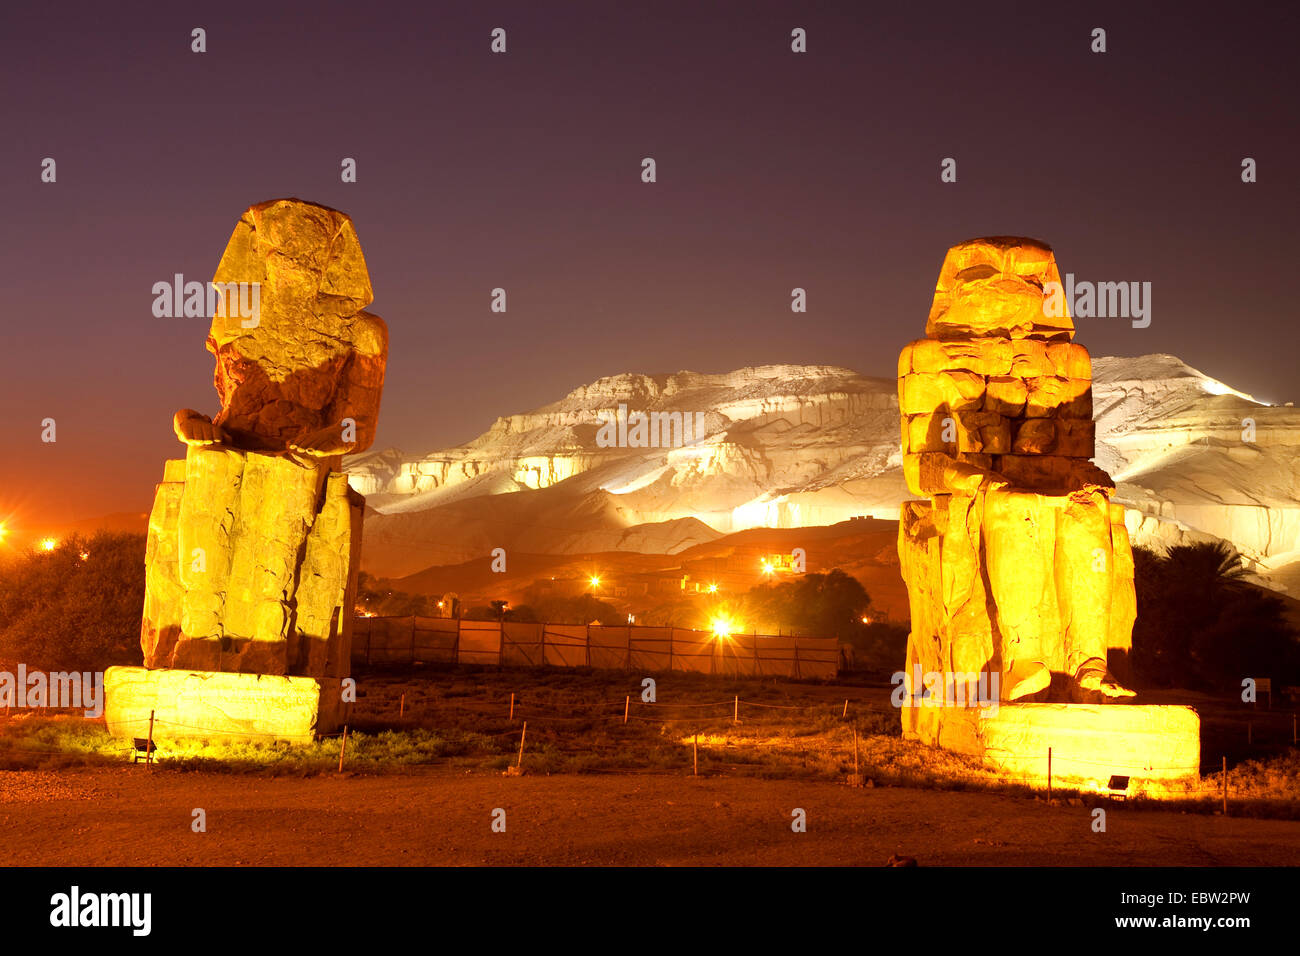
[
  {"left": 760, "top": 560, "right": 774, "bottom": 576},
  {"left": 38, "top": 537, "right": 58, "bottom": 553},
  {"left": 588, "top": 574, "right": 602, "bottom": 589},
  {"left": 711, "top": 616, "right": 734, "bottom": 639},
  {"left": 706, "top": 582, "right": 719, "bottom": 594}
]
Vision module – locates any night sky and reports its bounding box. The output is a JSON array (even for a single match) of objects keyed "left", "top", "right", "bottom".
[{"left": 2, "top": 1, "right": 1297, "bottom": 534}]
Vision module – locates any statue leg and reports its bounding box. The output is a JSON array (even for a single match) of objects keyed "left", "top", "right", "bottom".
[{"left": 982, "top": 489, "right": 1056, "bottom": 700}]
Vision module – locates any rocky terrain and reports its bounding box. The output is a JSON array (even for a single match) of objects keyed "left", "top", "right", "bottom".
[{"left": 347, "top": 359, "right": 1300, "bottom": 592}]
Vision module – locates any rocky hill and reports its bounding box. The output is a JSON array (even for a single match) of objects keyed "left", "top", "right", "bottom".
[{"left": 348, "top": 359, "right": 1300, "bottom": 592}]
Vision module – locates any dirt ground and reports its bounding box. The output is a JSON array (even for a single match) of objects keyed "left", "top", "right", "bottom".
[{"left": 2, "top": 767, "right": 1297, "bottom": 866}]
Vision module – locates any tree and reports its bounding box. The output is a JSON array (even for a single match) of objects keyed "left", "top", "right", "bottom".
[
  {"left": 739, "top": 569, "right": 872, "bottom": 639},
  {"left": 1131, "top": 541, "right": 1299, "bottom": 691},
  {"left": 0, "top": 531, "right": 147, "bottom": 671}
]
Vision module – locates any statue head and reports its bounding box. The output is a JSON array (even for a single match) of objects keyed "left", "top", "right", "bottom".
[
  {"left": 926, "top": 236, "right": 1073, "bottom": 341},
  {"left": 208, "top": 198, "right": 373, "bottom": 351}
]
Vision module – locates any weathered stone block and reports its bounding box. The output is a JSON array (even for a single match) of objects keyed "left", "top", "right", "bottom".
[
  {"left": 899, "top": 370, "right": 987, "bottom": 415},
  {"left": 1012, "top": 418, "right": 1057, "bottom": 454},
  {"left": 142, "top": 447, "right": 362, "bottom": 679},
  {"left": 984, "top": 375, "right": 1028, "bottom": 415},
  {"left": 104, "top": 666, "right": 347, "bottom": 744},
  {"left": 902, "top": 701, "right": 1200, "bottom": 795}
]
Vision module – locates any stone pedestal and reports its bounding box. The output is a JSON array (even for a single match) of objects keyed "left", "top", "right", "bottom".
[
  {"left": 104, "top": 666, "right": 347, "bottom": 744},
  {"left": 903, "top": 700, "right": 1200, "bottom": 796},
  {"left": 107, "top": 445, "right": 363, "bottom": 746}
]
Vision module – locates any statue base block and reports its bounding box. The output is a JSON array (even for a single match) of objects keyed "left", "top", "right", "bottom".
[
  {"left": 104, "top": 666, "right": 346, "bottom": 745},
  {"left": 904, "top": 702, "right": 1200, "bottom": 796}
]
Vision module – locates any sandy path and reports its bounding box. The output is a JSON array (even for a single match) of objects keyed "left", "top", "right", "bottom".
[{"left": 1, "top": 768, "right": 1296, "bottom": 866}]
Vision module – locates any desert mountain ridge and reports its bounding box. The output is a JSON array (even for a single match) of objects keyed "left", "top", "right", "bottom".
[{"left": 346, "top": 357, "right": 1300, "bottom": 596}]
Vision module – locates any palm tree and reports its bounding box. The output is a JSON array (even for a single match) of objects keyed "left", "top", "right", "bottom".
[
  {"left": 1132, "top": 540, "right": 1298, "bottom": 690},
  {"left": 1161, "top": 541, "right": 1251, "bottom": 595}
]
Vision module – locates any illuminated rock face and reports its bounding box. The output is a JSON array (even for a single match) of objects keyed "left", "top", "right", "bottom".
[
  {"left": 898, "top": 238, "right": 1135, "bottom": 707},
  {"left": 178, "top": 198, "right": 387, "bottom": 459},
  {"left": 114, "top": 200, "right": 385, "bottom": 741},
  {"left": 104, "top": 667, "right": 344, "bottom": 745},
  {"left": 140, "top": 450, "right": 362, "bottom": 677}
]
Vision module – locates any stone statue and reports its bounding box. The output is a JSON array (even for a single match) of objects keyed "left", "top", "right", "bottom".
[
  {"left": 106, "top": 200, "right": 385, "bottom": 742},
  {"left": 139, "top": 199, "right": 385, "bottom": 683},
  {"left": 897, "top": 237, "right": 1136, "bottom": 715}
]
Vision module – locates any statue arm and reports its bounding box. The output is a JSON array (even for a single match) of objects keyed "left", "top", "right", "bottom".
[{"left": 289, "top": 312, "right": 387, "bottom": 457}]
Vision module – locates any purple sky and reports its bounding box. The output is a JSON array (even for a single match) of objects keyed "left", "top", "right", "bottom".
[{"left": 2, "top": 0, "right": 1298, "bottom": 531}]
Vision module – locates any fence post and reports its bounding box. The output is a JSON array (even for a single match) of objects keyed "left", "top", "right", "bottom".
[
  {"left": 1047, "top": 747, "right": 1052, "bottom": 803},
  {"left": 399, "top": 693, "right": 405, "bottom": 717},
  {"left": 338, "top": 725, "right": 349, "bottom": 773},
  {"left": 509, "top": 692, "right": 515, "bottom": 721},
  {"left": 147, "top": 709, "right": 155, "bottom": 769},
  {"left": 734, "top": 695, "right": 738, "bottom": 725},
  {"left": 624, "top": 695, "right": 630, "bottom": 724},
  {"left": 1222, "top": 756, "right": 1228, "bottom": 816},
  {"left": 843, "top": 699, "right": 849, "bottom": 719},
  {"left": 517, "top": 721, "right": 527, "bottom": 770},
  {"left": 693, "top": 732, "right": 698, "bottom": 776},
  {"left": 793, "top": 642, "right": 801, "bottom": 680}
]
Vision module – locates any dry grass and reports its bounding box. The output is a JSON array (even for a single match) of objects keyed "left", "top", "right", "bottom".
[{"left": 2, "top": 666, "right": 1298, "bottom": 819}]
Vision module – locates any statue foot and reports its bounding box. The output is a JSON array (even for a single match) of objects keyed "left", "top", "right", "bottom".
[
  {"left": 1004, "top": 661, "right": 1051, "bottom": 701},
  {"left": 1071, "top": 660, "right": 1136, "bottom": 703}
]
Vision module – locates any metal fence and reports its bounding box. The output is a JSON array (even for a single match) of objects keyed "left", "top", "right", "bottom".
[{"left": 350, "top": 617, "right": 839, "bottom": 679}]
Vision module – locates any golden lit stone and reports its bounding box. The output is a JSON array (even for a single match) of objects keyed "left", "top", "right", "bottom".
[
  {"left": 112, "top": 200, "right": 385, "bottom": 745},
  {"left": 104, "top": 666, "right": 346, "bottom": 745},
  {"left": 895, "top": 239, "right": 1199, "bottom": 794},
  {"left": 906, "top": 701, "right": 1200, "bottom": 795},
  {"left": 926, "top": 237, "right": 1074, "bottom": 341},
  {"left": 899, "top": 237, "right": 1136, "bottom": 702}
]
